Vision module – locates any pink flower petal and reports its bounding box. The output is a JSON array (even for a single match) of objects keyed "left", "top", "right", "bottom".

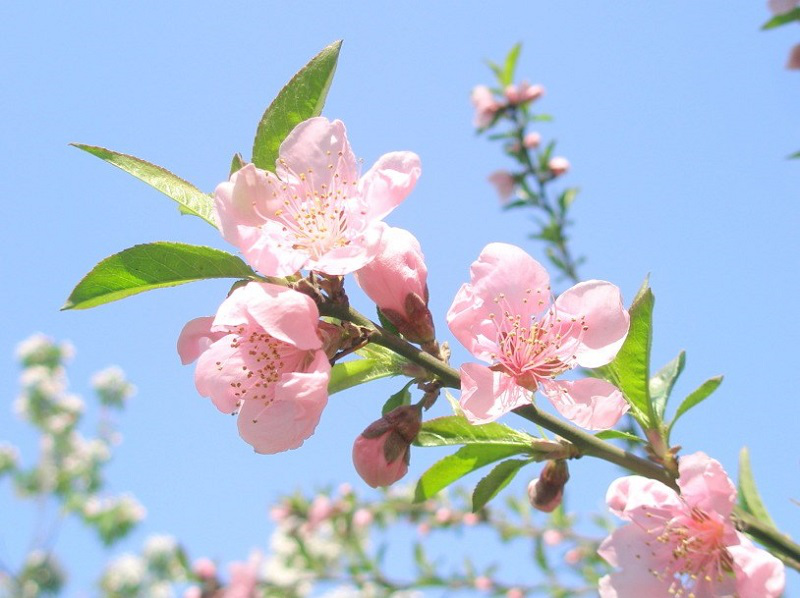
[
  {"left": 359, "top": 151, "right": 422, "bottom": 222},
  {"left": 276, "top": 117, "right": 358, "bottom": 192},
  {"left": 730, "top": 535, "right": 786, "bottom": 598},
  {"left": 677, "top": 451, "right": 736, "bottom": 517},
  {"left": 447, "top": 243, "right": 551, "bottom": 362},
  {"left": 177, "top": 316, "right": 224, "bottom": 365},
  {"left": 554, "top": 281, "right": 629, "bottom": 368},
  {"left": 604, "top": 475, "right": 679, "bottom": 521},
  {"left": 305, "top": 224, "right": 383, "bottom": 275},
  {"left": 215, "top": 283, "right": 322, "bottom": 351},
  {"left": 459, "top": 362, "right": 530, "bottom": 424},
  {"left": 539, "top": 378, "right": 629, "bottom": 430},
  {"left": 237, "top": 352, "right": 330, "bottom": 454},
  {"left": 194, "top": 333, "right": 253, "bottom": 414}
]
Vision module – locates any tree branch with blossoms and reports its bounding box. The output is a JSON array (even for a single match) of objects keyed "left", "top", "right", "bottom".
[{"left": 61, "top": 39, "right": 798, "bottom": 596}]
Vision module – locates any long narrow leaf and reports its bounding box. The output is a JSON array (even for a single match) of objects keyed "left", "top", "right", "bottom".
[
  {"left": 252, "top": 41, "right": 342, "bottom": 170},
  {"left": 63, "top": 243, "right": 256, "bottom": 310},
  {"left": 737, "top": 447, "right": 776, "bottom": 527},
  {"left": 71, "top": 144, "right": 217, "bottom": 227},
  {"left": 472, "top": 458, "right": 531, "bottom": 511},
  {"left": 668, "top": 376, "right": 723, "bottom": 434}
]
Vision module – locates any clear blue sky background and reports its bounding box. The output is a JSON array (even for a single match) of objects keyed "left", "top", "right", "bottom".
[{"left": 1, "top": 2, "right": 798, "bottom": 595}]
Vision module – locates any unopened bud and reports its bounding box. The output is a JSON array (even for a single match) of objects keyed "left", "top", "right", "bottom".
[
  {"left": 352, "top": 405, "right": 422, "bottom": 488},
  {"left": 471, "top": 85, "right": 502, "bottom": 128},
  {"left": 355, "top": 226, "right": 435, "bottom": 344},
  {"left": 788, "top": 43, "right": 800, "bottom": 70},
  {"left": 504, "top": 82, "right": 544, "bottom": 105},
  {"left": 523, "top": 132, "right": 541, "bottom": 149},
  {"left": 488, "top": 170, "right": 515, "bottom": 202},
  {"left": 527, "top": 460, "right": 569, "bottom": 512},
  {"left": 548, "top": 157, "right": 570, "bottom": 177}
]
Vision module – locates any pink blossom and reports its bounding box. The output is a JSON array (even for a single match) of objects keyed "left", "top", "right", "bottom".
[
  {"left": 564, "top": 548, "right": 583, "bottom": 565},
  {"left": 354, "top": 225, "right": 434, "bottom": 343},
  {"left": 598, "top": 452, "right": 785, "bottom": 598},
  {"left": 504, "top": 82, "right": 544, "bottom": 105},
  {"left": 352, "top": 406, "right": 421, "bottom": 488},
  {"left": 488, "top": 170, "right": 516, "bottom": 202},
  {"left": 178, "top": 282, "right": 330, "bottom": 454},
  {"left": 268, "top": 504, "right": 290, "bottom": 523},
  {"left": 768, "top": 0, "right": 799, "bottom": 14},
  {"left": 214, "top": 117, "right": 421, "bottom": 276},
  {"left": 548, "top": 156, "right": 570, "bottom": 177},
  {"left": 192, "top": 557, "right": 217, "bottom": 580},
  {"left": 353, "top": 508, "right": 374, "bottom": 528},
  {"left": 224, "top": 552, "right": 261, "bottom": 598},
  {"left": 542, "top": 529, "right": 563, "bottom": 546},
  {"left": 523, "top": 132, "right": 541, "bottom": 149},
  {"left": 307, "top": 495, "right": 335, "bottom": 530},
  {"left": 446, "top": 243, "right": 630, "bottom": 428},
  {"left": 462, "top": 512, "right": 479, "bottom": 526},
  {"left": 474, "top": 576, "right": 493, "bottom": 591},
  {"left": 435, "top": 507, "right": 452, "bottom": 523},
  {"left": 471, "top": 85, "right": 502, "bottom": 128},
  {"left": 506, "top": 589, "right": 524, "bottom": 598},
  {"left": 788, "top": 43, "right": 800, "bottom": 70}
]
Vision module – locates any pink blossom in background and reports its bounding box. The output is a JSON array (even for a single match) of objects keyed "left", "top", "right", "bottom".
[
  {"left": 354, "top": 225, "right": 434, "bottom": 343},
  {"left": 548, "top": 156, "right": 570, "bottom": 176},
  {"left": 768, "top": 0, "right": 799, "bottom": 14},
  {"left": 504, "top": 81, "right": 544, "bottom": 105},
  {"left": 523, "top": 131, "right": 541, "bottom": 149},
  {"left": 224, "top": 552, "right": 262, "bottom": 598},
  {"left": 214, "top": 117, "right": 421, "bottom": 276},
  {"left": 488, "top": 170, "right": 516, "bottom": 202},
  {"left": 598, "top": 452, "right": 785, "bottom": 598},
  {"left": 192, "top": 557, "right": 217, "bottom": 580},
  {"left": 446, "top": 243, "right": 630, "bottom": 428},
  {"left": 177, "top": 282, "right": 330, "bottom": 454},
  {"left": 474, "top": 576, "right": 493, "bottom": 591},
  {"left": 788, "top": 43, "right": 800, "bottom": 69},
  {"left": 471, "top": 85, "right": 502, "bottom": 128},
  {"left": 352, "top": 508, "right": 373, "bottom": 528}
]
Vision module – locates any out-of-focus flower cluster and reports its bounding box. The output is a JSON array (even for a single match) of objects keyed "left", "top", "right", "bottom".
[
  {"left": 471, "top": 46, "right": 582, "bottom": 284},
  {"left": 1, "top": 334, "right": 144, "bottom": 597},
  {"left": 91, "top": 484, "right": 610, "bottom": 598}
]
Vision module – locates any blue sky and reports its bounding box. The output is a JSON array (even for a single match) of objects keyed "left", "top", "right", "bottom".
[{"left": 1, "top": 2, "right": 798, "bottom": 594}]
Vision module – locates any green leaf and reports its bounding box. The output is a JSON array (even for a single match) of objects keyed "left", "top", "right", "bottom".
[
  {"left": 252, "top": 40, "right": 342, "bottom": 170},
  {"left": 376, "top": 307, "right": 400, "bottom": 335},
  {"left": 70, "top": 144, "right": 217, "bottom": 227},
  {"left": 415, "top": 416, "right": 536, "bottom": 448},
  {"left": 594, "top": 429, "right": 645, "bottom": 444},
  {"left": 668, "top": 375, "right": 723, "bottom": 433},
  {"left": 737, "top": 447, "right": 777, "bottom": 527},
  {"left": 414, "top": 444, "right": 528, "bottom": 502},
  {"left": 592, "top": 277, "right": 654, "bottom": 426},
  {"left": 501, "top": 43, "right": 522, "bottom": 87},
  {"left": 762, "top": 7, "right": 800, "bottom": 29},
  {"left": 63, "top": 242, "right": 256, "bottom": 310},
  {"left": 558, "top": 188, "right": 579, "bottom": 213},
  {"left": 382, "top": 380, "right": 414, "bottom": 415},
  {"left": 472, "top": 458, "right": 530, "bottom": 511},
  {"left": 328, "top": 358, "right": 401, "bottom": 395},
  {"left": 788, "top": 150, "right": 800, "bottom": 160},
  {"left": 650, "top": 350, "right": 686, "bottom": 421},
  {"left": 230, "top": 152, "right": 245, "bottom": 175}
]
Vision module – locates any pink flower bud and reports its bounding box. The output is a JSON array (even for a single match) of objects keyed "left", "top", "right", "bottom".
[
  {"left": 548, "top": 156, "right": 570, "bottom": 177},
  {"left": 505, "top": 82, "right": 544, "bottom": 105},
  {"left": 417, "top": 522, "right": 431, "bottom": 536},
  {"left": 542, "top": 529, "right": 563, "bottom": 546},
  {"left": 192, "top": 558, "right": 217, "bottom": 580},
  {"left": 488, "top": 170, "right": 516, "bottom": 202},
  {"left": 435, "top": 507, "right": 452, "bottom": 523},
  {"left": 471, "top": 85, "right": 502, "bottom": 128},
  {"left": 788, "top": 43, "right": 800, "bottom": 70},
  {"left": 268, "top": 504, "right": 290, "bottom": 523},
  {"left": 474, "top": 576, "right": 493, "bottom": 591},
  {"left": 527, "top": 460, "right": 569, "bottom": 512},
  {"left": 506, "top": 589, "right": 525, "bottom": 598},
  {"left": 183, "top": 587, "right": 202, "bottom": 598},
  {"left": 353, "top": 508, "right": 374, "bottom": 528},
  {"left": 352, "top": 406, "right": 422, "bottom": 488},
  {"left": 462, "top": 512, "right": 479, "bottom": 526},
  {"left": 523, "top": 132, "right": 541, "bottom": 149},
  {"left": 355, "top": 226, "right": 435, "bottom": 344},
  {"left": 564, "top": 547, "right": 583, "bottom": 565},
  {"left": 307, "top": 495, "right": 335, "bottom": 529}
]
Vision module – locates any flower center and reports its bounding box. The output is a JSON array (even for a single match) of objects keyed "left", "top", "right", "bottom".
[
  {"left": 649, "top": 505, "right": 735, "bottom": 596},
  {"left": 261, "top": 154, "right": 363, "bottom": 260},
  {"left": 221, "top": 325, "right": 302, "bottom": 412},
  {"left": 486, "top": 291, "right": 587, "bottom": 385}
]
